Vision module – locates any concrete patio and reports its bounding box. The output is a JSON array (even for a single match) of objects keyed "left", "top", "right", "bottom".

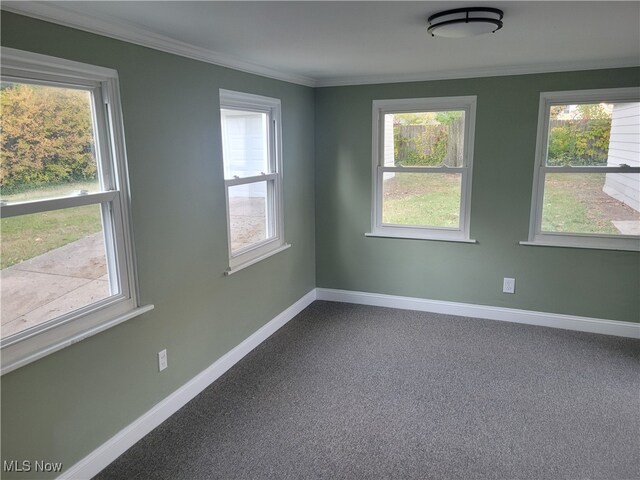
[{"left": 1, "top": 233, "right": 110, "bottom": 338}]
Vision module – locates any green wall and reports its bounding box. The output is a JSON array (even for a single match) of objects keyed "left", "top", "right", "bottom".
[
  {"left": 315, "top": 69, "right": 640, "bottom": 323},
  {"left": 1, "top": 13, "right": 316, "bottom": 479}
]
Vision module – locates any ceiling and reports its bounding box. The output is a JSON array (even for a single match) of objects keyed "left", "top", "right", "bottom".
[{"left": 3, "top": 1, "right": 640, "bottom": 87}]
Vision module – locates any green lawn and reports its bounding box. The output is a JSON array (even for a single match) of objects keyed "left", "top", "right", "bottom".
[
  {"left": 382, "top": 173, "right": 461, "bottom": 228},
  {"left": 1, "top": 181, "right": 99, "bottom": 203},
  {"left": 383, "top": 172, "right": 628, "bottom": 234},
  {"left": 541, "top": 173, "right": 618, "bottom": 234},
  {"left": 1, "top": 184, "right": 103, "bottom": 269}
]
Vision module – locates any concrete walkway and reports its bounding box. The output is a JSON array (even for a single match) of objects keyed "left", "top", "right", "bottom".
[{"left": 1, "top": 233, "right": 109, "bottom": 338}]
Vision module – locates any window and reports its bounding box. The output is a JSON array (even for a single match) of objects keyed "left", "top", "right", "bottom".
[
  {"left": 0, "top": 48, "right": 150, "bottom": 374},
  {"left": 368, "top": 96, "right": 477, "bottom": 242},
  {"left": 219, "top": 90, "right": 288, "bottom": 273},
  {"left": 526, "top": 88, "right": 640, "bottom": 251}
]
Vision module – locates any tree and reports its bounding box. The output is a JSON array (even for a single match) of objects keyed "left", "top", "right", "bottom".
[
  {"left": 1, "top": 82, "right": 96, "bottom": 193},
  {"left": 547, "top": 103, "right": 612, "bottom": 166}
]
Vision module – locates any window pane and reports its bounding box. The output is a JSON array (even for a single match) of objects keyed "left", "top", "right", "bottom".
[
  {"left": 547, "top": 102, "right": 639, "bottom": 167},
  {"left": 221, "top": 109, "right": 269, "bottom": 178},
  {"left": 384, "top": 111, "right": 465, "bottom": 167},
  {"left": 382, "top": 172, "right": 461, "bottom": 228},
  {"left": 541, "top": 173, "right": 640, "bottom": 235},
  {"left": 228, "top": 181, "right": 271, "bottom": 252},
  {"left": 1, "top": 204, "right": 113, "bottom": 339},
  {"left": 0, "top": 81, "right": 101, "bottom": 203}
]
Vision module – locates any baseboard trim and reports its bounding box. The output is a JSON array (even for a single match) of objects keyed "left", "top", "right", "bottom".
[
  {"left": 59, "top": 289, "right": 317, "bottom": 480},
  {"left": 316, "top": 288, "right": 640, "bottom": 339},
  {"left": 60, "top": 287, "right": 637, "bottom": 478}
]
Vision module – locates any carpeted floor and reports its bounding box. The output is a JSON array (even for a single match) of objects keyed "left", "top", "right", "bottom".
[{"left": 96, "top": 301, "right": 640, "bottom": 479}]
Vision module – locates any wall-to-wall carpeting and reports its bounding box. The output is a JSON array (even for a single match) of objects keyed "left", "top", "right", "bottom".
[{"left": 97, "top": 301, "right": 640, "bottom": 479}]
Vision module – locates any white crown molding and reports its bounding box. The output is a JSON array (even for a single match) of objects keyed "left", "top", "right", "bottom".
[
  {"left": 316, "top": 288, "right": 640, "bottom": 338},
  {"left": 1, "top": 1, "right": 318, "bottom": 87},
  {"left": 314, "top": 57, "right": 640, "bottom": 87},
  {"left": 4, "top": 2, "right": 639, "bottom": 90}
]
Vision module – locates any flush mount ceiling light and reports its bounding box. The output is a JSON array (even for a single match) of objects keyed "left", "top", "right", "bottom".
[{"left": 427, "top": 7, "right": 504, "bottom": 38}]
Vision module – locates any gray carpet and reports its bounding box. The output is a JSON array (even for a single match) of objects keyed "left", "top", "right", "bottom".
[{"left": 96, "top": 301, "right": 640, "bottom": 480}]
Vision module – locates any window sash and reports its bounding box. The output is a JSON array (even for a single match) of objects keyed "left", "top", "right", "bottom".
[
  {"left": 219, "top": 89, "right": 284, "bottom": 272},
  {"left": 527, "top": 87, "right": 640, "bottom": 251},
  {"left": 374, "top": 167, "right": 470, "bottom": 236},
  {"left": 370, "top": 97, "right": 476, "bottom": 241},
  {"left": 225, "top": 176, "right": 280, "bottom": 257},
  {"left": 533, "top": 170, "right": 640, "bottom": 240},
  {"left": 0, "top": 191, "right": 117, "bottom": 217},
  {"left": 220, "top": 108, "right": 275, "bottom": 180},
  {"left": 0, "top": 47, "right": 145, "bottom": 374}
]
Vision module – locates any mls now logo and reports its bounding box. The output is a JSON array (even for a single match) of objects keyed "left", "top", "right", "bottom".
[{"left": 3, "top": 460, "right": 63, "bottom": 473}]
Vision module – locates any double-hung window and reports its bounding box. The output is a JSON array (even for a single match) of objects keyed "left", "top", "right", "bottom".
[
  {"left": 526, "top": 88, "right": 640, "bottom": 251},
  {"left": 219, "top": 90, "right": 287, "bottom": 273},
  {"left": 369, "top": 96, "right": 477, "bottom": 242},
  {"left": 0, "top": 48, "right": 149, "bottom": 374}
]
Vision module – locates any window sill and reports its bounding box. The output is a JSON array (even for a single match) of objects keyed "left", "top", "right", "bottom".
[
  {"left": 225, "top": 243, "right": 291, "bottom": 275},
  {"left": 365, "top": 232, "right": 477, "bottom": 244},
  {"left": 520, "top": 240, "right": 639, "bottom": 252},
  {"left": 1, "top": 304, "right": 154, "bottom": 376}
]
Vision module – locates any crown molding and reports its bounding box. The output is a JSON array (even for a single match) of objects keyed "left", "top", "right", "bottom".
[
  {"left": 3, "top": 2, "right": 638, "bottom": 90},
  {"left": 314, "top": 57, "right": 640, "bottom": 87},
  {"left": 1, "top": 2, "right": 318, "bottom": 87}
]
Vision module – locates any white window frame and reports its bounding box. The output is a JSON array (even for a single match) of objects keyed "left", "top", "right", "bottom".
[
  {"left": 367, "top": 96, "right": 477, "bottom": 242},
  {"left": 523, "top": 87, "right": 640, "bottom": 251},
  {"left": 0, "top": 48, "right": 152, "bottom": 375},
  {"left": 219, "top": 89, "right": 289, "bottom": 274}
]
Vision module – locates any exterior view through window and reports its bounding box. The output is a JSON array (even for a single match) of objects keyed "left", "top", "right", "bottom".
[
  {"left": 371, "top": 96, "right": 476, "bottom": 241},
  {"left": 221, "top": 109, "right": 270, "bottom": 251},
  {"left": 382, "top": 111, "right": 465, "bottom": 227},
  {"left": 220, "top": 90, "right": 285, "bottom": 272},
  {"left": 1, "top": 48, "right": 141, "bottom": 374},
  {"left": 1, "top": 81, "right": 112, "bottom": 338},
  {"left": 529, "top": 88, "right": 640, "bottom": 250}
]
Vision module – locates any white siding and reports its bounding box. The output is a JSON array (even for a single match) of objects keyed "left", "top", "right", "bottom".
[
  {"left": 383, "top": 114, "right": 395, "bottom": 178},
  {"left": 604, "top": 102, "right": 640, "bottom": 211},
  {"left": 222, "top": 111, "right": 268, "bottom": 198}
]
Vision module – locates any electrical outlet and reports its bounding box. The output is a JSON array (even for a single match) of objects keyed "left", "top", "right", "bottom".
[
  {"left": 503, "top": 277, "right": 516, "bottom": 294},
  {"left": 158, "top": 349, "right": 168, "bottom": 371}
]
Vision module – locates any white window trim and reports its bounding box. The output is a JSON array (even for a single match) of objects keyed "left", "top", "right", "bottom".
[
  {"left": 368, "top": 96, "right": 477, "bottom": 242},
  {"left": 523, "top": 87, "right": 640, "bottom": 252},
  {"left": 0, "top": 48, "right": 152, "bottom": 375},
  {"left": 219, "top": 89, "right": 289, "bottom": 274}
]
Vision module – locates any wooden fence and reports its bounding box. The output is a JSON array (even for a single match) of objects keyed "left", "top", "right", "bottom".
[{"left": 395, "top": 117, "right": 464, "bottom": 167}]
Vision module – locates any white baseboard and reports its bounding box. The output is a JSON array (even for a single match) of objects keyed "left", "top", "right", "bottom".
[
  {"left": 316, "top": 288, "right": 640, "bottom": 339},
  {"left": 59, "top": 289, "right": 317, "bottom": 480},
  {"left": 60, "top": 286, "right": 638, "bottom": 478}
]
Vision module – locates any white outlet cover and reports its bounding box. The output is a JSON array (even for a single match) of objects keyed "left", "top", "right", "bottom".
[
  {"left": 158, "top": 349, "right": 168, "bottom": 371},
  {"left": 503, "top": 277, "right": 516, "bottom": 294}
]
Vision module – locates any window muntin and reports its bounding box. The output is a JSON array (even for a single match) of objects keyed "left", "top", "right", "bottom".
[
  {"left": 527, "top": 89, "right": 640, "bottom": 251},
  {"left": 220, "top": 90, "right": 285, "bottom": 272},
  {"left": 0, "top": 48, "right": 145, "bottom": 374},
  {"left": 370, "top": 97, "right": 476, "bottom": 241}
]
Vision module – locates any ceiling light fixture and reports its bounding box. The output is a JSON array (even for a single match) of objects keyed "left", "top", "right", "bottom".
[{"left": 427, "top": 7, "right": 504, "bottom": 38}]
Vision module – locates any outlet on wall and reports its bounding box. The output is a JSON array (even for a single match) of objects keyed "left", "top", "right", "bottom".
[
  {"left": 158, "top": 349, "right": 168, "bottom": 371},
  {"left": 503, "top": 277, "right": 516, "bottom": 294}
]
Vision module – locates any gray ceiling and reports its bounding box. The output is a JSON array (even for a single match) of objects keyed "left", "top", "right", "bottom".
[{"left": 3, "top": 1, "right": 640, "bottom": 86}]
